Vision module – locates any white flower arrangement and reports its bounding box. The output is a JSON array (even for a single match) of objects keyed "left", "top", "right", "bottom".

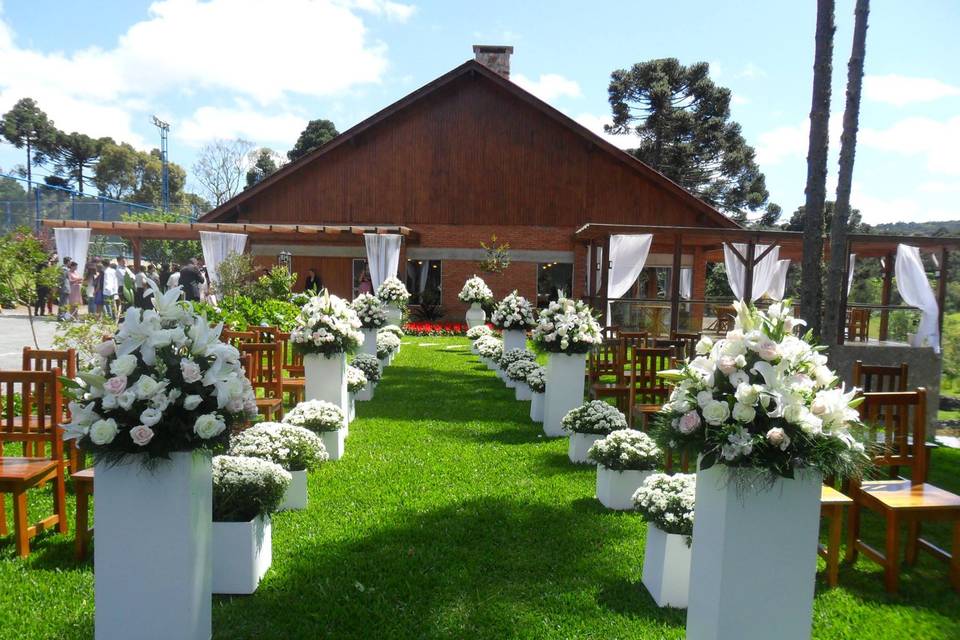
[
  {"left": 61, "top": 279, "right": 256, "bottom": 463},
  {"left": 498, "top": 348, "right": 536, "bottom": 371},
  {"left": 506, "top": 359, "right": 539, "bottom": 383},
  {"left": 377, "top": 331, "right": 401, "bottom": 359},
  {"left": 379, "top": 324, "right": 404, "bottom": 339},
  {"left": 290, "top": 291, "right": 364, "bottom": 356},
  {"left": 490, "top": 291, "right": 536, "bottom": 330},
  {"left": 654, "top": 300, "right": 869, "bottom": 481},
  {"left": 526, "top": 366, "right": 546, "bottom": 393},
  {"left": 531, "top": 297, "right": 603, "bottom": 354},
  {"left": 229, "top": 422, "right": 329, "bottom": 472},
  {"left": 475, "top": 335, "right": 502, "bottom": 360},
  {"left": 466, "top": 325, "right": 494, "bottom": 341},
  {"left": 562, "top": 400, "right": 628, "bottom": 435},
  {"left": 458, "top": 275, "right": 493, "bottom": 305},
  {"left": 212, "top": 455, "right": 291, "bottom": 522},
  {"left": 346, "top": 365, "right": 368, "bottom": 394},
  {"left": 283, "top": 400, "right": 345, "bottom": 433},
  {"left": 588, "top": 429, "right": 661, "bottom": 471},
  {"left": 633, "top": 473, "right": 696, "bottom": 538},
  {"left": 350, "top": 293, "right": 388, "bottom": 329},
  {"left": 376, "top": 277, "right": 410, "bottom": 306},
  {"left": 350, "top": 353, "right": 382, "bottom": 384}
]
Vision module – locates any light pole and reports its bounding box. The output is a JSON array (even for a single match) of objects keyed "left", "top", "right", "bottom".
[{"left": 151, "top": 116, "right": 170, "bottom": 212}]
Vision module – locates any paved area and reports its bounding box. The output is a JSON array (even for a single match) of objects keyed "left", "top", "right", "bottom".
[{"left": 0, "top": 310, "right": 57, "bottom": 370}]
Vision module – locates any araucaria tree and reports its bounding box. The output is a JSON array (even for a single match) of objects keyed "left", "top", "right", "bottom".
[
  {"left": 606, "top": 58, "right": 769, "bottom": 220},
  {"left": 1, "top": 98, "right": 57, "bottom": 187}
]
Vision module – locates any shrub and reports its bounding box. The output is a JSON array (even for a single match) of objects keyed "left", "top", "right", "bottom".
[
  {"left": 562, "top": 401, "right": 627, "bottom": 435},
  {"left": 283, "top": 400, "right": 344, "bottom": 433},
  {"left": 229, "top": 422, "right": 328, "bottom": 471},
  {"left": 506, "top": 359, "right": 538, "bottom": 383},
  {"left": 633, "top": 473, "right": 696, "bottom": 538},
  {"left": 588, "top": 429, "right": 661, "bottom": 471},
  {"left": 53, "top": 316, "right": 119, "bottom": 368},
  {"left": 212, "top": 455, "right": 291, "bottom": 522},
  {"left": 214, "top": 252, "right": 257, "bottom": 299}
]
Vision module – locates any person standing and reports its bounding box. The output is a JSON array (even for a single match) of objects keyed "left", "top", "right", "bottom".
[
  {"left": 85, "top": 266, "right": 98, "bottom": 317},
  {"left": 158, "top": 263, "right": 170, "bottom": 292},
  {"left": 57, "top": 256, "right": 71, "bottom": 320},
  {"left": 102, "top": 259, "right": 119, "bottom": 319},
  {"left": 34, "top": 258, "right": 51, "bottom": 317},
  {"left": 358, "top": 269, "right": 373, "bottom": 295},
  {"left": 134, "top": 265, "right": 148, "bottom": 309},
  {"left": 166, "top": 263, "right": 181, "bottom": 292},
  {"left": 304, "top": 268, "right": 323, "bottom": 294},
  {"left": 67, "top": 261, "right": 83, "bottom": 318},
  {"left": 93, "top": 263, "right": 106, "bottom": 319},
  {"left": 179, "top": 258, "right": 203, "bottom": 302}
]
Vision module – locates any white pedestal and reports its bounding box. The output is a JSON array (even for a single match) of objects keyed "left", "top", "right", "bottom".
[
  {"left": 502, "top": 329, "right": 526, "bottom": 353},
  {"left": 642, "top": 523, "right": 692, "bottom": 608},
  {"left": 596, "top": 466, "right": 652, "bottom": 510},
  {"left": 280, "top": 469, "right": 308, "bottom": 510},
  {"left": 470, "top": 343, "right": 479, "bottom": 355},
  {"left": 465, "top": 302, "right": 486, "bottom": 329},
  {"left": 356, "top": 382, "right": 375, "bottom": 402},
  {"left": 515, "top": 383, "right": 532, "bottom": 401},
  {"left": 379, "top": 356, "right": 389, "bottom": 370},
  {"left": 95, "top": 451, "right": 212, "bottom": 640},
  {"left": 384, "top": 305, "right": 403, "bottom": 327},
  {"left": 320, "top": 428, "right": 346, "bottom": 461},
  {"left": 530, "top": 391, "right": 544, "bottom": 422},
  {"left": 480, "top": 357, "right": 491, "bottom": 369},
  {"left": 686, "top": 465, "right": 822, "bottom": 640},
  {"left": 348, "top": 393, "right": 356, "bottom": 423},
  {"left": 504, "top": 372, "right": 517, "bottom": 388},
  {"left": 542, "top": 352, "right": 586, "bottom": 437},
  {"left": 212, "top": 516, "right": 272, "bottom": 595},
  {"left": 568, "top": 432, "right": 604, "bottom": 464},
  {"left": 304, "top": 353, "right": 348, "bottom": 427},
  {"left": 361, "top": 328, "right": 378, "bottom": 358}
]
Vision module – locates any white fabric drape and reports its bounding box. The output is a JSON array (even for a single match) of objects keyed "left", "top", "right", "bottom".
[
  {"left": 54, "top": 228, "right": 91, "bottom": 269},
  {"left": 363, "top": 233, "right": 402, "bottom": 291},
  {"left": 895, "top": 244, "right": 940, "bottom": 352},
  {"left": 766, "top": 259, "right": 791, "bottom": 301},
  {"left": 723, "top": 243, "right": 781, "bottom": 302},
  {"left": 847, "top": 253, "right": 856, "bottom": 295},
  {"left": 418, "top": 260, "right": 429, "bottom": 293},
  {"left": 606, "top": 234, "right": 653, "bottom": 324},
  {"left": 199, "top": 231, "right": 247, "bottom": 288},
  {"left": 679, "top": 267, "right": 692, "bottom": 300}
]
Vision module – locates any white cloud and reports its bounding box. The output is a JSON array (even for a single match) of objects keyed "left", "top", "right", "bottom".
[
  {"left": 919, "top": 180, "right": 960, "bottom": 194},
  {"left": 177, "top": 104, "right": 307, "bottom": 147},
  {"left": 513, "top": 73, "right": 582, "bottom": 102},
  {"left": 851, "top": 183, "right": 960, "bottom": 225},
  {"left": 736, "top": 63, "right": 766, "bottom": 79},
  {"left": 573, "top": 113, "right": 634, "bottom": 150},
  {"left": 731, "top": 94, "right": 750, "bottom": 106},
  {"left": 754, "top": 114, "right": 843, "bottom": 166},
  {"left": 860, "top": 116, "right": 960, "bottom": 176},
  {"left": 344, "top": 0, "right": 416, "bottom": 22},
  {"left": 864, "top": 74, "right": 960, "bottom": 107}
]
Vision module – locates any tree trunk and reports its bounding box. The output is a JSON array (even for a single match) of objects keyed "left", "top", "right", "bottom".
[
  {"left": 822, "top": 0, "right": 870, "bottom": 345},
  {"left": 800, "top": 0, "right": 836, "bottom": 338},
  {"left": 26, "top": 138, "right": 32, "bottom": 188}
]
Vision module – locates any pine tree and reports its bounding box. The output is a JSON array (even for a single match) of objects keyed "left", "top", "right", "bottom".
[
  {"left": 287, "top": 119, "right": 338, "bottom": 162},
  {"left": 1, "top": 98, "right": 57, "bottom": 188}
]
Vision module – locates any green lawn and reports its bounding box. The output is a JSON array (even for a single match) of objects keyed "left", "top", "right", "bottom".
[{"left": 2, "top": 336, "right": 959, "bottom": 639}]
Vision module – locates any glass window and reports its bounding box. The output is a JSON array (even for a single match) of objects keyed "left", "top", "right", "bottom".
[
  {"left": 352, "top": 259, "right": 372, "bottom": 299},
  {"left": 537, "top": 262, "right": 573, "bottom": 307},
  {"left": 405, "top": 259, "right": 442, "bottom": 306}
]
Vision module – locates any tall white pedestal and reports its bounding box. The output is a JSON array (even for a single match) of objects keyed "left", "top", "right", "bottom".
[
  {"left": 465, "top": 302, "right": 486, "bottom": 329},
  {"left": 304, "top": 353, "right": 349, "bottom": 427},
  {"left": 542, "top": 352, "right": 586, "bottom": 437},
  {"left": 502, "top": 329, "right": 527, "bottom": 353},
  {"left": 361, "top": 328, "right": 378, "bottom": 358},
  {"left": 530, "top": 391, "right": 544, "bottom": 422}
]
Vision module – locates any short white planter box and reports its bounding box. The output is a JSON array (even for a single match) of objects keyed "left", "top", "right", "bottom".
[
  {"left": 470, "top": 343, "right": 479, "bottom": 355},
  {"left": 356, "top": 381, "right": 375, "bottom": 402},
  {"left": 361, "top": 328, "right": 378, "bottom": 358},
  {"left": 384, "top": 305, "right": 403, "bottom": 327},
  {"left": 485, "top": 358, "right": 498, "bottom": 371},
  {"left": 543, "top": 352, "right": 586, "bottom": 437},
  {"left": 212, "top": 515, "right": 272, "bottom": 595},
  {"left": 568, "top": 432, "right": 604, "bottom": 464},
  {"left": 320, "top": 428, "right": 346, "bottom": 461},
  {"left": 596, "top": 466, "right": 652, "bottom": 511},
  {"left": 642, "top": 523, "right": 691, "bottom": 608},
  {"left": 304, "top": 352, "right": 349, "bottom": 427},
  {"left": 495, "top": 367, "right": 505, "bottom": 380},
  {"left": 686, "top": 465, "right": 822, "bottom": 640},
  {"left": 530, "top": 391, "right": 544, "bottom": 422},
  {"left": 95, "top": 451, "right": 211, "bottom": 640},
  {"left": 280, "top": 469, "right": 308, "bottom": 510},
  {"left": 502, "top": 328, "right": 526, "bottom": 353},
  {"left": 515, "top": 382, "right": 532, "bottom": 401},
  {"left": 347, "top": 393, "right": 356, "bottom": 424},
  {"left": 379, "top": 356, "right": 389, "bottom": 370},
  {"left": 503, "top": 371, "right": 517, "bottom": 388},
  {"left": 465, "top": 302, "right": 486, "bottom": 329}
]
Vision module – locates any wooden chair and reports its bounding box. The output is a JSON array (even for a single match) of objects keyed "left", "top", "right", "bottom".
[
  {"left": 601, "top": 326, "right": 620, "bottom": 342},
  {"left": 626, "top": 347, "right": 674, "bottom": 430},
  {"left": 240, "top": 342, "right": 284, "bottom": 421},
  {"left": 0, "top": 369, "right": 68, "bottom": 557},
  {"left": 846, "top": 308, "right": 871, "bottom": 342},
  {"left": 251, "top": 326, "right": 279, "bottom": 343},
  {"left": 706, "top": 305, "right": 735, "bottom": 333},
  {"left": 73, "top": 467, "right": 94, "bottom": 559},
  {"left": 588, "top": 340, "right": 630, "bottom": 414},
  {"left": 21, "top": 347, "right": 82, "bottom": 470},
  {"left": 277, "top": 331, "right": 305, "bottom": 404},
  {"left": 845, "top": 389, "right": 960, "bottom": 593},
  {"left": 618, "top": 331, "right": 648, "bottom": 374},
  {"left": 587, "top": 339, "right": 620, "bottom": 384},
  {"left": 221, "top": 329, "right": 258, "bottom": 348},
  {"left": 819, "top": 486, "right": 853, "bottom": 588},
  {"left": 670, "top": 331, "right": 701, "bottom": 362}
]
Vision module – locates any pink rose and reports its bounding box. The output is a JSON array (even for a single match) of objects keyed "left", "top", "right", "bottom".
[
  {"left": 766, "top": 427, "right": 790, "bottom": 450},
  {"left": 103, "top": 375, "right": 127, "bottom": 395},
  {"left": 717, "top": 355, "right": 738, "bottom": 376},
  {"left": 757, "top": 339, "right": 779, "bottom": 361},
  {"left": 678, "top": 410, "right": 702, "bottom": 435},
  {"left": 94, "top": 340, "right": 116, "bottom": 357},
  {"left": 129, "top": 425, "right": 155, "bottom": 446},
  {"left": 180, "top": 358, "right": 202, "bottom": 384}
]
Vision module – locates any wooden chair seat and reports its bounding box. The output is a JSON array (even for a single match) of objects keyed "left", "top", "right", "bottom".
[
  {"left": 859, "top": 480, "right": 960, "bottom": 511},
  {"left": 73, "top": 468, "right": 95, "bottom": 559},
  {"left": 0, "top": 457, "right": 58, "bottom": 484},
  {"left": 282, "top": 377, "right": 305, "bottom": 404},
  {"left": 819, "top": 485, "right": 854, "bottom": 588},
  {"left": 255, "top": 397, "right": 283, "bottom": 422}
]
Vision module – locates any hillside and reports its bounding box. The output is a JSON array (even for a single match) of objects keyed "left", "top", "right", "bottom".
[{"left": 872, "top": 220, "right": 960, "bottom": 236}]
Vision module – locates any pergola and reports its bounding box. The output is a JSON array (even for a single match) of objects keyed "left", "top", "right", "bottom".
[{"left": 575, "top": 223, "right": 960, "bottom": 346}]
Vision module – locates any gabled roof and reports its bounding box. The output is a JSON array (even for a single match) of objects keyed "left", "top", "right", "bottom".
[{"left": 200, "top": 59, "right": 738, "bottom": 229}]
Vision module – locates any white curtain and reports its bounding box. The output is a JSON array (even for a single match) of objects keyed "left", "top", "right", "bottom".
[
  {"left": 895, "top": 244, "right": 940, "bottom": 352},
  {"left": 847, "top": 253, "right": 856, "bottom": 295},
  {"left": 766, "top": 259, "right": 791, "bottom": 301},
  {"left": 723, "top": 243, "right": 781, "bottom": 302},
  {"left": 606, "top": 234, "right": 653, "bottom": 324},
  {"left": 54, "top": 228, "right": 91, "bottom": 269},
  {"left": 679, "top": 267, "right": 692, "bottom": 300},
  {"left": 364, "top": 233, "right": 402, "bottom": 291},
  {"left": 200, "top": 231, "right": 247, "bottom": 288}
]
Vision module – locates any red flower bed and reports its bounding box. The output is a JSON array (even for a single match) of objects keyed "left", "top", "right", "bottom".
[{"left": 403, "top": 321, "right": 470, "bottom": 336}]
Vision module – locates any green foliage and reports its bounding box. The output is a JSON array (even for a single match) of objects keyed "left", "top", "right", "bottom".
[
  {"left": 478, "top": 234, "right": 511, "bottom": 274},
  {"left": 245, "top": 147, "right": 280, "bottom": 188},
  {"left": 0, "top": 172, "right": 26, "bottom": 199},
  {"left": 941, "top": 313, "right": 959, "bottom": 381},
  {"left": 120, "top": 211, "right": 200, "bottom": 265},
  {"left": 287, "top": 118, "right": 338, "bottom": 162},
  {"left": 192, "top": 295, "right": 300, "bottom": 331},
  {"left": 1, "top": 97, "right": 57, "bottom": 184},
  {"left": 0, "top": 227, "right": 56, "bottom": 308},
  {"left": 214, "top": 252, "right": 257, "bottom": 298},
  {"left": 52, "top": 316, "right": 119, "bottom": 367},
  {"left": 783, "top": 200, "right": 869, "bottom": 233},
  {"left": 606, "top": 58, "right": 768, "bottom": 218},
  {"left": 252, "top": 266, "right": 297, "bottom": 301},
  {"left": 94, "top": 141, "right": 192, "bottom": 206},
  {"left": 50, "top": 131, "right": 107, "bottom": 195}
]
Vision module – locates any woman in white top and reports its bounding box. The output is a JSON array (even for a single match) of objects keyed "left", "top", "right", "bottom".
[{"left": 166, "top": 266, "right": 181, "bottom": 294}]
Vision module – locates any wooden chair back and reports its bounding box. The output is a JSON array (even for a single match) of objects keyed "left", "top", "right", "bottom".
[
  {"left": 859, "top": 389, "right": 927, "bottom": 484},
  {"left": 277, "top": 331, "right": 304, "bottom": 377},
  {"left": 239, "top": 342, "right": 283, "bottom": 401},
  {"left": 712, "top": 305, "right": 736, "bottom": 333},
  {"left": 22, "top": 347, "right": 77, "bottom": 380},
  {"left": 670, "top": 331, "right": 701, "bottom": 362},
  {"left": 251, "top": 326, "right": 279, "bottom": 343},
  {"left": 847, "top": 308, "right": 871, "bottom": 342},
  {"left": 628, "top": 347, "right": 674, "bottom": 405},
  {"left": 588, "top": 340, "right": 623, "bottom": 384},
  {"left": 618, "top": 331, "right": 648, "bottom": 362},
  {"left": 853, "top": 360, "right": 908, "bottom": 393},
  {"left": 601, "top": 325, "right": 620, "bottom": 342},
  {"left": 0, "top": 369, "right": 63, "bottom": 459},
  {"left": 221, "top": 329, "right": 258, "bottom": 348}
]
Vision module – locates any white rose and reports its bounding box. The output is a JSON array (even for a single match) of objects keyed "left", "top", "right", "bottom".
[
  {"left": 766, "top": 427, "right": 790, "bottom": 451},
  {"left": 732, "top": 402, "right": 756, "bottom": 423},
  {"left": 117, "top": 390, "right": 137, "bottom": 410},
  {"left": 89, "top": 418, "right": 119, "bottom": 445},
  {"left": 140, "top": 407, "right": 163, "bottom": 427},
  {"left": 111, "top": 354, "right": 137, "bottom": 377},
  {"left": 734, "top": 383, "right": 761, "bottom": 406},
  {"left": 180, "top": 358, "right": 202, "bottom": 384},
  {"left": 696, "top": 390, "right": 714, "bottom": 409},
  {"left": 193, "top": 413, "right": 226, "bottom": 439},
  {"left": 135, "top": 375, "right": 164, "bottom": 399},
  {"left": 129, "top": 425, "right": 155, "bottom": 446},
  {"left": 101, "top": 393, "right": 119, "bottom": 410},
  {"left": 94, "top": 340, "right": 116, "bottom": 358},
  {"left": 695, "top": 336, "right": 713, "bottom": 356},
  {"left": 756, "top": 338, "right": 779, "bottom": 361},
  {"left": 717, "top": 355, "right": 738, "bottom": 375},
  {"left": 183, "top": 394, "right": 203, "bottom": 411},
  {"left": 702, "top": 400, "right": 731, "bottom": 426},
  {"left": 728, "top": 370, "right": 750, "bottom": 388}
]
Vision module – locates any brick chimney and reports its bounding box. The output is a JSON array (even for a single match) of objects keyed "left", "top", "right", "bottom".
[{"left": 472, "top": 45, "right": 513, "bottom": 79}]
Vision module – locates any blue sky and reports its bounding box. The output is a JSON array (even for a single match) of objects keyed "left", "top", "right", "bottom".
[{"left": 1, "top": 0, "right": 958, "bottom": 224}]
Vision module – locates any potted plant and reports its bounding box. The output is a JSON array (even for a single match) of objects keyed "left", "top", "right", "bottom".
[
  {"left": 346, "top": 365, "right": 367, "bottom": 422},
  {"left": 561, "top": 400, "right": 627, "bottom": 464},
  {"left": 350, "top": 353, "right": 381, "bottom": 401},
  {"left": 506, "top": 359, "right": 538, "bottom": 401},
  {"left": 377, "top": 330, "right": 401, "bottom": 368},
  {"left": 527, "top": 366, "right": 546, "bottom": 423},
  {"left": 653, "top": 301, "right": 868, "bottom": 639},
  {"left": 588, "top": 429, "right": 661, "bottom": 510},
  {"left": 532, "top": 298, "right": 603, "bottom": 437},
  {"left": 490, "top": 291, "right": 536, "bottom": 352},
  {"left": 351, "top": 293, "right": 387, "bottom": 359},
  {"left": 466, "top": 324, "right": 494, "bottom": 354},
  {"left": 61, "top": 279, "right": 257, "bottom": 640},
  {"left": 211, "top": 455, "right": 291, "bottom": 595},
  {"left": 458, "top": 275, "right": 493, "bottom": 328},
  {"left": 283, "top": 399, "right": 347, "bottom": 461},
  {"left": 379, "top": 323, "right": 405, "bottom": 354},
  {"left": 634, "top": 473, "right": 696, "bottom": 608},
  {"left": 290, "top": 290, "right": 363, "bottom": 424},
  {"left": 229, "top": 422, "right": 328, "bottom": 510},
  {"left": 497, "top": 348, "right": 536, "bottom": 388},
  {"left": 474, "top": 335, "right": 502, "bottom": 370},
  {"left": 376, "top": 277, "right": 410, "bottom": 327}
]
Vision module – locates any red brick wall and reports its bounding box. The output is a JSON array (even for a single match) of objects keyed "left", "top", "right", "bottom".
[{"left": 441, "top": 260, "right": 540, "bottom": 317}]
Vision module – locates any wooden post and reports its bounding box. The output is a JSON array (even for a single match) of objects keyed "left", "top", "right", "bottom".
[
  {"left": 742, "top": 240, "right": 757, "bottom": 303},
  {"left": 669, "top": 234, "right": 682, "bottom": 335},
  {"left": 692, "top": 246, "right": 706, "bottom": 331},
  {"left": 836, "top": 238, "right": 852, "bottom": 345},
  {"left": 937, "top": 248, "right": 949, "bottom": 340},
  {"left": 879, "top": 253, "right": 893, "bottom": 341},
  {"left": 599, "top": 235, "right": 611, "bottom": 324},
  {"left": 131, "top": 238, "right": 142, "bottom": 271}
]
